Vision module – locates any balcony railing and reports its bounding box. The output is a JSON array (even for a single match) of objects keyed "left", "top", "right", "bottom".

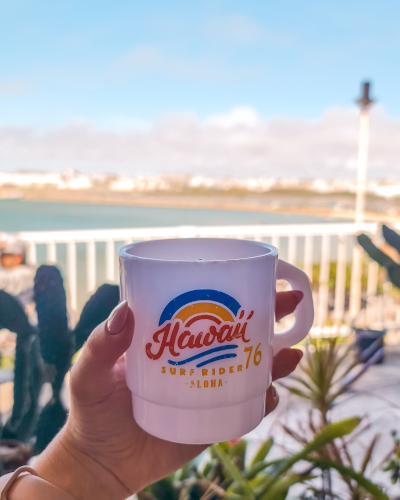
[{"left": 17, "top": 222, "right": 390, "bottom": 334}]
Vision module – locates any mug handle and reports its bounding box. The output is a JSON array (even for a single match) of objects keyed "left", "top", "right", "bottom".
[{"left": 273, "top": 259, "right": 314, "bottom": 353}]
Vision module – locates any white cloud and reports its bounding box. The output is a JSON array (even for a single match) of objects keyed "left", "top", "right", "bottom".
[
  {"left": 0, "top": 106, "right": 399, "bottom": 179},
  {"left": 205, "top": 107, "right": 262, "bottom": 128}
]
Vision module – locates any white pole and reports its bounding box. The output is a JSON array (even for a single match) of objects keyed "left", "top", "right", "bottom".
[
  {"left": 350, "top": 82, "right": 374, "bottom": 320},
  {"left": 355, "top": 108, "right": 370, "bottom": 224}
]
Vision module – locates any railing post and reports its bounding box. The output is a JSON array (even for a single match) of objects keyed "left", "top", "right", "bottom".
[
  {"left": 46, "top": 242, "right": 57, "bottom": 264},
  {"left": 366, "top": 260, "right": 379, "bottom": 325},
  {"left": 86, "top": 241, "right": 96, "bottom": 294},
  {"left": 349, "top": 242, "right": 363, "bottom": 320},
  {"left": 26, "top": 242, "right": 37, "bottom": 265},
  {"left": 67, "top": 241, "right": 78, "bottom": 326},
  {"left": 272, "top": 235, "right": 280, "bottom": 251},
  {"left": 288, "top": 235, "right": 297, "bottom": 265},
  {"left": 105, "top": 240, "right": 115, "bottom": 282},
  {"left": 334, "top": 235, "right": 347, "bottom": 329},
  {"left": 318, "top": 234, "right": 331, "bottom": 329},
  {"left": 303, "top": 234, "right": 313, "bottom": 281}
]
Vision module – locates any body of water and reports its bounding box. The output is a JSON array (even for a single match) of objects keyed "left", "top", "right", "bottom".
[{"left": 1, "top": 199, "right": 337, "bottom": 232}]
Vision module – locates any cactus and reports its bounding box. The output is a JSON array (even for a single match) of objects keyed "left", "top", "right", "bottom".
[
  {"left": 34, "top": 265, "right": 71, "bottom": 369},
  {"left": 33, "top": 265, "right": 73, "bottom": 452},
  {"left": 35, "top": 266, "right": 119, "bottom": 453},
  {"left": 358, "top": 224, "right": 400, "bottom": 288},
  {"left": 34, "top": 268, "right": 119, "bottom": 452},
  {"left": 0, "top": 290, "right": 45, "bottom": 442},
  {"left": 13, "top": 336, "right": 45, "bottom": 442},
  {"left": 34, "top": 279, "right": 119, "bottom": 452},
  {"left": 74, "top": 283, "right": 119, "bottom": 352},
  {"left": 0, "top": 265, "right": 120, "bottom": 453}
]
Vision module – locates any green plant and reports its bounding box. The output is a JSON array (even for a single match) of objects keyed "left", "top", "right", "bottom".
[
  {"left": 140, "top": 417, "right": 390, "bottom": 500},
  {"left": 0, "top": 290, "right": 44, "bottom": 445},
  {"left": 382, "top": 431, "right": 400, "bottom": 486},
  {"left": 32, "top": 265, "right": 72, "bottom": 451},
  {"left": 279, "top": 337, "right": 378, "bottom": 425},
  {"left": 358, "top": 224, "right": 400, "bottom": 289},
  {"left": 280, "top": 337, "right": 392, "bottom": 499},
  {"left": 0, "top": 266, "right": 120, "bottom": 454},
  {"left": 139, "top": 335, "right": 400, "bottom": 499}
]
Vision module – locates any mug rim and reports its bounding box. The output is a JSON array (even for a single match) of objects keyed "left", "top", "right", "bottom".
[{"left": 118, "top": 237, "right": 278, "bottom": 263}]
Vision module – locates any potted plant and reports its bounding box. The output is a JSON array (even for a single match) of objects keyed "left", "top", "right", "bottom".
[
  {"left": 356, "top": 224, "right": 400, "bottom": 364},
  {"left": 353, "top": 326, "right": 386, "bottom": 364}
]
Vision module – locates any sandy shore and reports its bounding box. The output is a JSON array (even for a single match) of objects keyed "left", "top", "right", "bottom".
[{"left": 2, "top": 186, "right": 399, "bottom": 222}]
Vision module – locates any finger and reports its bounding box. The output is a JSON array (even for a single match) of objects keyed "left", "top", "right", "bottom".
[
  {"left": 70, "top": 301, "right": 134, "bottom": 398},
  {"left": 275, "top": 290, "right": 303, "bottom": 321},
  {"left": 272, "top": 348, "right": 303, "bottom": 381},
  {"left": 264, "top": 384, "right": 279, "bottom": 416}
]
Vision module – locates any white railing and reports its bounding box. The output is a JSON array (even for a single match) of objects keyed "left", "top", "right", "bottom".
[{"left": 18, "top": 222, "right": 387, "bottom": 332}]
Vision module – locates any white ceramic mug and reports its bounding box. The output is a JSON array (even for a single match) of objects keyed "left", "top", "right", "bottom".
[{"left": 119, "top": 238, "right": 313, "bottom": 444}]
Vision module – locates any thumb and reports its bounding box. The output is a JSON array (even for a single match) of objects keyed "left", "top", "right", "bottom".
[{"left": 70, "top": 301, "right": 134, "bottom": 400}]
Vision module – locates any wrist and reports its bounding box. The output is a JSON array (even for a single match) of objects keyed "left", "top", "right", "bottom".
[{"left": 34, "top": 426, "right": 130, "bottom": 500}]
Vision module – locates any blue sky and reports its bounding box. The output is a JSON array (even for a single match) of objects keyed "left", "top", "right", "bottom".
[{"left": 1, "top": 0, "right": 399, "bottom": 130}]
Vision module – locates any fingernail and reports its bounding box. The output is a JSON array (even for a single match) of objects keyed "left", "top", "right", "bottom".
[
  {"left": 271, "top": 384, "right": 277, "bottom": 398},
  {"left": 292, "top": 290, "right": 304, "bottom": 304},
  {"left": 107, "top": 300, "right": 128, "bottom": 335},
  {"left": 292, "top": 348, "right": 303, "bottom": 362}
]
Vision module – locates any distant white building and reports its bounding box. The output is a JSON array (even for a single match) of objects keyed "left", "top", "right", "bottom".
[
  {"left": 1, "top": 170, "right": 400, "bottom": 198},
  {"left": 0, "top": 170, "right": 93, "bottom": 190}
]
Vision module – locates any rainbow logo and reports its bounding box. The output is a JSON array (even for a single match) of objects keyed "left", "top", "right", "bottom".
[
  {"left": 159, "top": 289, "right": 241, "bottom": 327},
  {"left": 159, "top": 289, "right": 242, "bottom": 368}
]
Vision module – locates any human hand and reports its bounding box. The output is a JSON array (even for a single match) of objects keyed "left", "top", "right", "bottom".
[{"left": 35, "top": 291, "right": 304, "bottom": 500}]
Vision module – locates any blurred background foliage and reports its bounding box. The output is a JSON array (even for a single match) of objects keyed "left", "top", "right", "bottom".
[{"left": 138, "top": 337, "right": 399, "bottom": 500}]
